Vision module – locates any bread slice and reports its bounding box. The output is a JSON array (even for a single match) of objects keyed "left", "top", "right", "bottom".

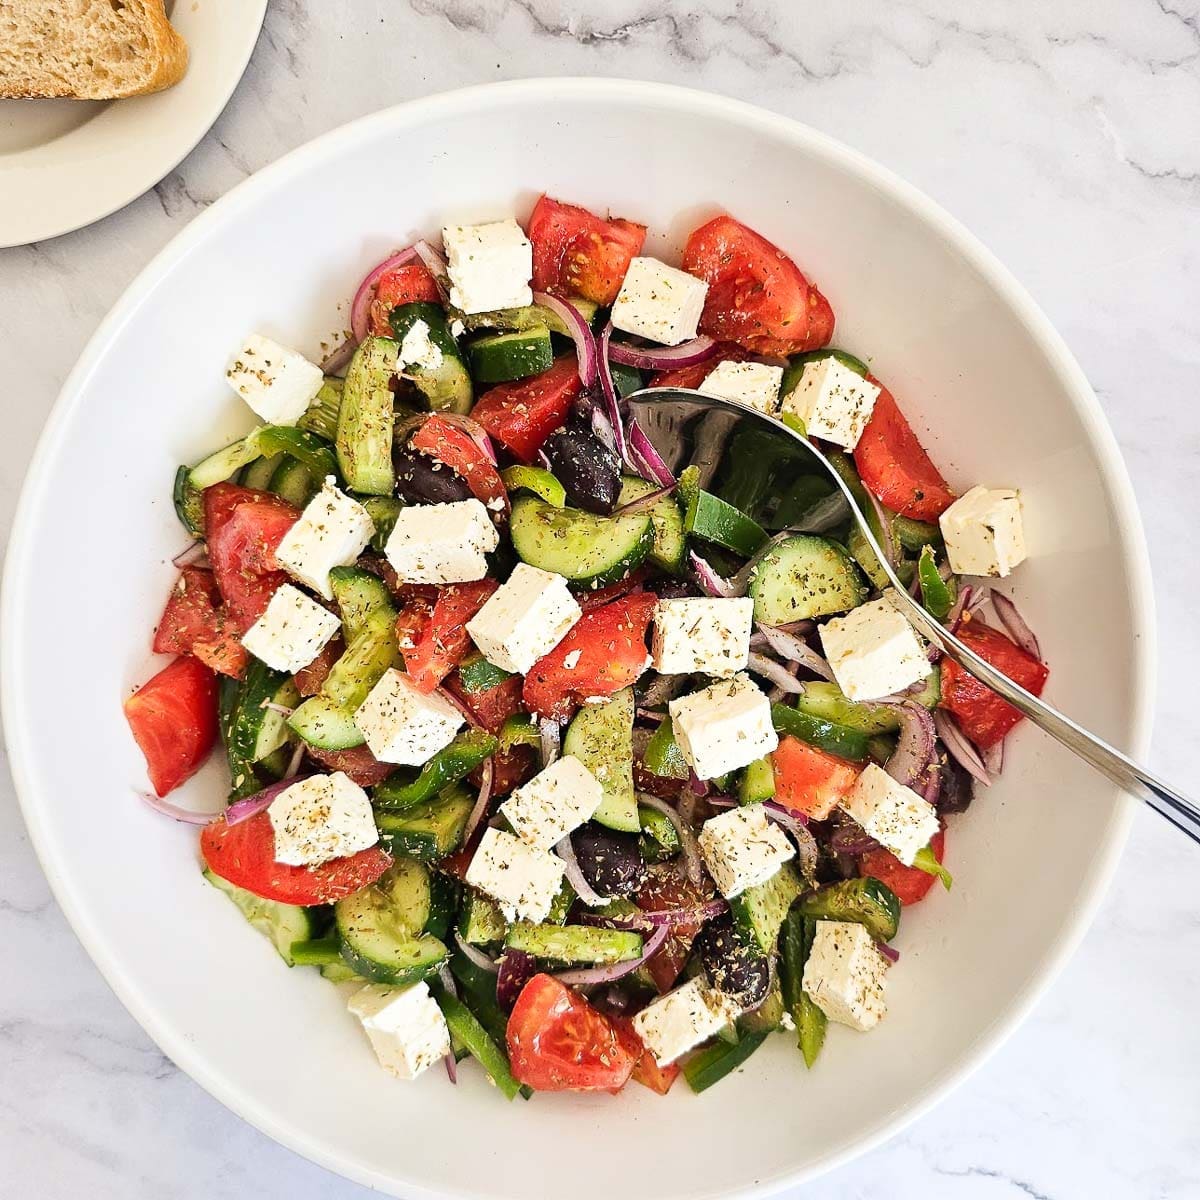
[{"left": 0, "top": 0, "right": 188, "bottom": 99}]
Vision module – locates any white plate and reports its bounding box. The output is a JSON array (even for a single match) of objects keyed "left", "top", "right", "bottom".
[
  {"left": 1, "top": 80, "right": 1154, "bottom": 1198},
  {"left": 0, "top": 0, "right": 266, "bottom": 247}
]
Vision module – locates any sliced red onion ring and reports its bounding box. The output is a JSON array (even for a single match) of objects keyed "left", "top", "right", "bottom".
[
  {"left": 444, "top": 1054, "right": 458, "bottom": 1084},
  {"left": 533, "top": 291, "right": 597, "bottom": 387},
  {"left": 578, "top": 898, "right": 730, "bottom": 933},
  {"left": 982, "top": 739, "right": 1005, "bottom": 777},
  {"left": 224, "top": 774, "right": 307, "bottom": 827},
  {"left": 756, "top": 624, "right": 835, "bottom": 681},
  {"left": 136, "top": 790, "right": 216, "bottom": 826},
  {"left": 171, "top": 541, "right": 208, "bottom": 568},
  {"left": 688, "top": 550, "right": 743, "bottom": 598},
  {"left": 283, "top": 742, "right": 305, "bottom": 780},
  {"left": 453, "top": 930, "right": 501, "bottom": 975},
  {"left": 627, "top": 417, "right": 676, "bottom": 487},
  {"left": 608, "top": 335, "right": 718, "bottom": 371},
  {"left": 991, "top": 593, "right": 1042, "bottom": 660},
  {"left": 555, "top": 833, "right": 610, "bottom": 907},
  {"left": 413, "top": 239, "right": 453, "bottom": 307},
  {"left": 350, "top": 246, "right": 418, "bottom": 344},
  {"left": 636, "top": 792, "right": 703, "bottom": 886},
  {"left": 933, "top": 710, "right": 992, "bottom": 787},
  {"left": 877, "top": 941, "right": 901, "bottom": 964},
  {"left": 539, "top": 718, "right": 561, "bottom": 768},
  {"left": 946, "top": 584, "right": 973, "bottom": 631},
  {"left": 554, "top": 922, "right": 670, "bottom": 987},
  {"left": 437, "top": 685, "right": 483, "bottom": 730},
  {"left": 462, "top": 757, "right": 494, "bottom": 846},
  {"left": 747, "top": 652, "right": 805, "bottom": 694},
  {"left": 596, "top": 323, "right": 631, "bottom": 465},
  {"left": 611, "top": 482, "right": 675, "bottom": 519},
  {"left": 639, "top": 672, "right": 689, "bottom": 708},
  {"left": 884, "top": 700, "right": 937, "bottom": 788},
  {"left": 496, "top": 948, "right": 538, "bottom": 1011},
  {"left": 319, "top": 337, "right": 356, "bottom": 376}
]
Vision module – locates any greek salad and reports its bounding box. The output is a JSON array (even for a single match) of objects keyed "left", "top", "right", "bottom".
[{"left": 126, "top": 195, "right": 1050, "bottom": 1097}]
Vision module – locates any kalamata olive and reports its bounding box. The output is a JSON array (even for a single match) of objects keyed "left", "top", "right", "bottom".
[
  {"left": 541, "top": 417, "right": 621, "bottom": 514},
  {"left": 393, "top": 445, "right": 472, "bottom": 505},
  {"left": 572, "top": 823, "right": 647, "bottom": 899},
  {"left": 936, "top": 755, "right": 974, "bottom": 815},
  {"left": 694, "top": 915, "right": 770, "bottom": 1007}
]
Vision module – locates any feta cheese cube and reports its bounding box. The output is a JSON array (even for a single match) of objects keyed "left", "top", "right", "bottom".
[
  {"left": 668, "top": 672, "right": 778, "bottom": 780},
  {"left": 464, "top": 827, "right": 566, "bottom": 924},
  {"left": 651, "top": 597, "right": 753, "bottom": 677},
  {"left": 819, "top": 595, "right": 932, "bottom": 702},
  {"left": 347, "top": 981, "right": 451, "bottom": 1080},
  {"left": 268, "top": 771, "right": 378, "bottom": 867},
  {"left": 780, "top": 358, "right": 881, "bottom": 449},
  {"left": 697, "top": 804, "right": 795, "bottom": 898},
  {"left": 939, "top": 485, "right": 1027, "bottom": 577},
  {"left": 701, "top": 361, "right": 785, "bottom": 414},
  {"left": 499, "top": 755, "right": 604, "bottom": 851},
  {"left": 611, "top": 256, "right": 708, "bottom": 346},
  {"left": 397, "top": 318, "right": 444, "bottom": 373},
  {"left": 274, "top": 477, "right": 375, "bottom": 600},
  {"left": 632, "top": 977, "right": 740, "bottom": 1066},
  {"left": 801, "top": 920, "right": 888, "bottom": 1031},
  {"left": 384, "top": 498, "right": 498, "bottom": 585},
  {"left": 225, "top": 334, "right": 325, "bottom": 426},
  {"left": 465, "top": 563, "right": 581, "bottom": 674},
  {"left": 839, "top": 762, "right": 939, "bottom": 866},
  {"left": 442, "top": 219, "right": 533, "bottom": 315},
  {"left": 354, "top": 669, "right": 464, "bottom": 765},
  {"left": 241, "top": 583, "right": 340, "bottom": 673}
]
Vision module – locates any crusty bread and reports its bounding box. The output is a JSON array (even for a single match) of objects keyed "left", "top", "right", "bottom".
[{"left": 0, "top": 0, "right": 188, "bottom": 99}]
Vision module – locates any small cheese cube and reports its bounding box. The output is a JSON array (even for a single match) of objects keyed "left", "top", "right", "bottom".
[
  {"left": 499, "top": 755, "right": 604, "bottom": 851},
  {"left": 348, "top": 981, "right": 451, "bottom": 1080},
  {"left": 611, "top": 256, "right": 708, "bottom": 346},
  {"left": 268, "top": 772, "right": 378, "bottom": 867},
  {"left": 839, "top": 762, "right": 939, "bottom": 866},
  {"left": 801, "top": 920, "right": 888, "bottom": 1031},
  {"left": 651, "top": 597, "right": 753, "bottom": 677},
  {"left": 225, "top": 334, "right": 325, "bottom": 426},
  {"left": 819, "top": 595, "right": 932, "bottom": 702},
  {"left": 384, "top": 498, "right": 498, "bottom": 585},
  {"left": 701, "top": 361, "right": 785, "bottom": 414},
  {"left": 274, "top": 477, "right": 375, "bottom": 600},
  {"left": 241, "top": 583, "right": 340, "bottom": 673},
  {"left": 442, "top": 219, "right": 533, "bottom": 315},
  {"left": 668, "top": 673, "right": 778, "bottom": 780},
  {"left": 632, "top": 977, "right": 740, "bottom": 1066},
  {"left": 465, "top": 563, "right": 581, "bottom": 674},
  {"left": 939, "top": 485, "right": 1027, "bottom": 577},
  {"left": 780, "top": 358, "right": 881, "bottom": 449},
  {"left": 354, "top": 669, "right": 464, "bottom": 765},
  {"left": 397, "top": 318, "right": 444, "bottom": 373},
  {"left": 464, "top": 827, "right": 566, "bottom": 924},
  {"left": 697, "top": 805, "right": 795, "bottom": 899}
]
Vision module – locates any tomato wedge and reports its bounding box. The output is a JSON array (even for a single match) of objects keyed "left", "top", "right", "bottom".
[
  {"left": 507, "top": 974, "right": 637, "bottom": 1092},
  {"left": 293, "top": 636, "right": 342, "bottom": 696},
  {"left": 152, "top": 565, "right": 248, "bottom": 679},
  {"left": 648, "top": 344, "right": 749, "bottom": 391},
  {"left": 470, "top": 356, "right": 582, "bottom": 463},
  {"left": 772, "top": 736, "right": 861, "bottom": 820},
  {"left": 368, "top": 262, "right": 440, "bottom": 335},
  {"left": 860, "top": 828, "right": 946, "bottom": 906},
  {"left": 611, "top": 1016, "right": 680, "bottom": 1095},
  {"left": 635, "top": 867, "right": 717, "bottom": 993},
  {"left": 528, "top": 195, "right": 647, "bottom": 306},
  {"left": 124, "top": 655, "right": 219, "bottom": 796},
  {"left": 522, "top": 592, "right": 657, "bottom": 721},
  {"left": 940, "top": 621, "right": 1050, "bottom": 749},
  {"left": 445, "top": 671, "right": 524, "bottom": 734},
  {"left": 681, "top": 215, "right": 835, "bottom": 356},
  {"left": 410, "top": 415, "right": 509, "bottom": 517},
  {"left": 306, "top": 742, "right": 395, "bottom": 788},
  {"left": 468, "top": 743, "right": 537, "bottom": 800},
  {"left": 402, "top": 580, "right": 498, "bottom": 692},
  {"left": 200, "top": 810, "right": 392, "bottom": 904}
]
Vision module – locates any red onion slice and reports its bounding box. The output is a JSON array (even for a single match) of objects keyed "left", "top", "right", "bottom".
[
  {"left": 319, "top": 337, "right": 356, "bottom": 377},
  {"left": 462, "top": 758, "right": 494, "bottom": 847},
  {"left": 555, "top": 833, "right": 610, "bottom": 907},
  {"left": 933, "top": 711, "right": 993, "bottom": 787},
  {"left": 350, "top": 246, "right": 419, "bottom": 344},
  {"left": 982, "top": 739, "right": 1005, "bottom": 777},
  {"left": 946, "top": 584, "right": 973, "bottom": 631},
  {"left": 877, "top": 941, "right": 901, "bottom": 964},
  {"left": 747, "top": 652, "right": 805, "bottom": 694},
  {"left": 608, "top": 335, "right": 718, "bottom": 371},
  {"left": 171, "top": 541, "right": 208, "bottom": 568},
  {"left": 282, "top": 742, "right": 306, "bottom": 780},
  {"left": 627, "top": 417, "right": 675, "bottom": 486},
  {"left": 136, "top": 790, "right": 216, "bottom": 826},
  {"left": 223, "top": 774, "right": 308, "bottom": 827},
  {"left": 991, "top": 593, "right": 1042, "bottom": 660},
  {"left": 496, "top": 948, "right": 538, "bottom": 1011},
  {"left": 539, "top": 718, "right": 561, "bottom": 768},
  {"left": 554, "top": 922, "right": 670, "bottom": 987},
  {"left": 756, "top": 623, "right": 835, "bottom": 681},
  {"left": 829, "top": 818, "right": 880, "bottom": 856},
  {"left": 453, "top": 929, "right": 501, "bottom": 975},
  {"left": 688, "top": 550, "right": 743, "bottom": 598},
  {"left": 611, "top": 482, "right": 675, "bottom": 519},
  {"left": 413, "top": 239, "right": 453, "bottom": 307},
  {"left": 533, "top": 291, "right": 597, "bottom": 388},
  {"left": 636, "top": 792, "right": 703, "bottom": 886},
  {"left": 596, "top": 323, "right": 631, "bottom": 466},
  {"left": 884, "top": 700, "right": 937, "bottom": 788}
]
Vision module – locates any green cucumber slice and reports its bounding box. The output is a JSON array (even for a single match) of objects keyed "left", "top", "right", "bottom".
[
  {"left": 361, "top": 495, "right": 403, "bottom": 551},
  {"left": 203, "top": 867, "right": 320, "bottom": 966},
  {"left": 375, "top": 785, "right": 474, "bottom": 862},
  {"left": 337, "top": 336, "right": 398, "bottom": 495},
  {"left": 267, "top": 455, "right": 316, "bottom": 508},
  {"left": 286, "top": 694, "right": 364, "bottom": 750},
  {"left": 503, "top": 922, "right": 643, "bottom": 965},
  {"left": 240, "top": 452, "right": 283, "bottom": 491},
  {"left": 749, "top": 534, "right": 866, "bottom": 625},
  {"left": 563, "top": 687, "right": 638, "bottom": 832},
  {"left": 459, "top": 889, "right": 509, "bottom": 946},
  {"left": 738, "top": 757, "right": 776, "bottom": 805},
  {"left": 390, "top": 302, "right": 473, "bottom": 414},
  {"left": 730, "top": 861, "right": 803, "bottom": 953},
  {"left": 685, "top": 489, "right": 768, "bottom": 558},
  {"left": 618, "top": 475, "right": 686, "bottom": 575},
  {"left": 795, "top": 670, "right": 941, "bottom": 734},
  {"left": 297, "top": 377, "right": 343, "bottom": 442},
  {"left": 328, "top": 566, "right": 394, "bottom": 642},
  {"left": 683, "top": 1031, "right": 767, "bottom": 1093},
  {"left": 771, "top": 703, "right": 870, "bottom": 761},
  {"left": 467, "top": 326, "right": 553, "bottom": 383}
]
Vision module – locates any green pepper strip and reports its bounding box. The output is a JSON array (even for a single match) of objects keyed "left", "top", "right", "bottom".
[
  {"left": 771, "top": 703, "right": 870, "bottom": 762},
  {"left": 780, "top": 912, "right": 828, "bottom": 1068},
  {"left": 917, "top": 545, "right": 957, "bottom": 622},
  {"left": 433, "top": 988, "right": 523, "bottom": 1100},
  {"left": 373, "top": 729, "right": 498, "bottom": 811},
  {"left": 683, "top": 1031, "right": 769, "bottom": 1093},
  {"left": 500, "top": 465, "right": 566, "bottom": 507},
  {"left": 499, "top": 715, "right": 541, "bottom": 752},
  {"left": 642, "top": 717, "right": 690, "bottom": 780},
  {"left": 289, "top": 935, "right": 342, "bottom": 966},
  {"left": 912, "top": 844, "right": 953, "bottom": 890},
  {"left": 251, "top": 425, "right": 340, "bottom": 484}
]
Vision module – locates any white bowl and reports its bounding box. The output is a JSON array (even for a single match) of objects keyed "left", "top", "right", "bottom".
[{"left": 2, "top": 80, "right": 1154, "bottom": 1198}]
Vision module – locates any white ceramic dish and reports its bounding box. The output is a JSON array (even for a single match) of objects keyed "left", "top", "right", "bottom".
[
  {"left": 0, "top": 0, "right": 266, "bottom": 247},
  {"left": 2, "top": 80, "right": 1154, "bottom": 1198}
]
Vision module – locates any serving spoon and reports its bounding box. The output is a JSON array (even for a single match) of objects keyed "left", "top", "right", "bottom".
[{"left": 627, "top": 386, "right": 1199, "bottom": 844}]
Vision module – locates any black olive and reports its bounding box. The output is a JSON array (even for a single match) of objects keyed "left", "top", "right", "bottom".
[
  {"left": 541, "top": 416, "right": 621, "bottom": 514},
  {"left": 572, "top": 823, "right": 647, "bottom": 899},
  {"left": 936, "top": 755, "right": 974, "bottom": 815},
  {"left": 392, "top": 445, "right": 472, "bottom": 506},
  {"left": 694, "top": 915, "right": 770, "bottom": 1007}
]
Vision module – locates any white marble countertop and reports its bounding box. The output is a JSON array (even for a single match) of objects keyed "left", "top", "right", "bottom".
[{"left": 3, "top": 2, "right": 1199, "bottom": 1196}]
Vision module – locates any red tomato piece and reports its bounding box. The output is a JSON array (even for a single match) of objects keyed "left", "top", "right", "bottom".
[
  {"left": 772, "top": 736, "right": 861, "bottom": 821},
  {"left": 200, "top": 810, "right": 392, "bottom": 904},
  {"left": 293, "top": 637, "right": 343, "bottom": 696},
  {"left": 648, "top": 344, "right": 750, "bottom": 391},
  {"left": 124, "top": 656, "right": 219, "bottom": 796},
  {"left": 528, "top": 194, "right": 647, "bottom": 306},
  {"left": 152, "top": 566, "right": 248, "bottom": 679},
  {"left": 860, "top": 828, "right": 946, "bottom": 907},
  {"left": 681, "top": 215, "right": 835, "bottom": 357},
  {"left": 446, "top": 672, "right": 525, "bottom": 735},
  {"left": 852, "top": 382, "right": 956, "bottom": 521},
  {"left": 522, "top": 592, "right": 657, "bottom": 721},
  {"left": 507, "top": 974, "right": 637, "bottom": 1092},
  {"left": 306, "top": 742, "right": 394, "bottom": 788},
  {"left": 572, "top": 567, "right": 648, "bottom": 614},
  {"left": 468, "top": 743, "right": 538, "bottom": 799},
  {"left": 940, "top": 621, "right": 1050, "bottom": 750},
  {"left": 410, "top": 415, "right": 509, "bottom": 517},
  {"left": 402, "top": 580, "right": 498, "bottom": 692},
  {"left": 368, "top": 262, "right": 441, "bottom": 335},
  {"left": 635, "top": 867, "right": 717, "bottom": 993},
  {"left": 611, "top": 1016, "right": 680, "bottom": 1095},
  {"left": 470, "top": 356, "right": 582, "bottom": 463}
]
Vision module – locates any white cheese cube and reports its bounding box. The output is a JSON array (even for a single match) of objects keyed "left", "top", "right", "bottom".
[
  {"left": 668, "top": 672, "right": 778, "bottom": 780},
  {"left": 397, "top": 318, "right": 444, "bottom": 373},
  {"left": 464, "top": 827, "right": 566, "bottom": 924},
  {"left": 651, "top": 597, "right": 753, "bottom": 677},
  {"left": 632, "top": 977, "right": 740, "bottom": 1066},
  {"left": 802, "top": 920, "right": 888, "bottom": 1031},
  {"left": 939, "top": 485, "right": 1027, "bottom": 577},
  {"left": 701, "top": 361, "right": 785, "bottom": 414},
  {"left": 780, "top": 357, "right": 881, "bottom": 449},
  {"left": 442, "top": 219, "right": 533, "bottom": 315},
  {"left": 499, "top": 755, "right": 604, "bottom": 852},
  {"left": 354, "top": 669, "right": 464, "bottom": 765},
  {"left": 274, "top": 477, "right": 375, "bottom": 600},
  {"left": 819, "top": 595, "right": 932, "bottom": 702},
  {"left": 384, "top": 498, "right": 498, "bottom": 585},
  {"left": 611, "top": 256, "right": 708, "bottom": 346},
  {"left": 241, "top": 583, "right": 340, "bottom": 673},
  {"left": 697, "top": 805, "right": 795, "bottom": 899},
  {"left": 268, "top": 772, "right": 378, "bottom": 867},
  {"left": 465, "top": 563, "right": 581, "bottom": 674},
  {"left": 839, "top": 762, "right": 939, "bottom": 867},
  {"left": 348, "top": 981, "right": 451, "bottom": 1080},
  {"left": 225, "top": 334, "right": 325, "bottom": 426}
]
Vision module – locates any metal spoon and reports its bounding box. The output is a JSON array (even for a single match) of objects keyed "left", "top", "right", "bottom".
[{"left": 627, "top": 386, "right": 1198, "bottom": 843}]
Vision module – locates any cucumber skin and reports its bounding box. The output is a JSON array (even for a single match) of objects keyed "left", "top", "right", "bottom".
[
  {"left": 337, "top": 337, "right": 398, "bottom": 495},
  {"left": 503, "top": 922, "right": 644, "bottom": 965},
  {"left": 563, "top": 688, "right": 639, "bottom": 833},
  {"left": 203, "top": 867, "right": 318, "bottom": 966},
  {"left": 730, "top": 862, "right": 804, "bottom": 954}
]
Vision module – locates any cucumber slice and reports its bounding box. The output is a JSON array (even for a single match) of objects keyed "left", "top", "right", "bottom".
[
  {"left": 618, "top": 476, "right": 685, "bottom": 575},
  {"left": 738, "top": 757, "right": 776, "bottom": 805},
  {"left": 297, "top": 377, "right": 343, "bottom": 442},
  {"left": 174, "top": 431, "right": 266, "bottom": 535},
  {"left": 546, "top": 880, "right": 575, "bottom": 926},
  {"left": 361, "top": 496, "right": 403, "bottom": 552},
  {"left": 459, "top": 889, "right": 509, "bottom": 946},
  {"left": 749, "top": 534, "right": 866, "bottom": 625},
  {"left": 780, "top": 911, "right": 827, "bottom": 1068},
  {"left": 641, "top": 717, "right": 689, "bottom": 780},
  {"left": 390, "top": 303, "right": 473, "bottom": 414},
  {"left": 226, "top": 660, "right": 292, "bottom": 799},
  {"left": 320, "top": 959, "right": 366, "bottom": 984},
  {"left": 375, "top": 785, "right": 474, "bottom": 862},
  {"left": 319, "top": 613, "right": 399, "bottom": 712},
  {"left": 267, "top": 455, "right": 316, "bottom": 508},
  {"left": 286, "top": 694, "right": 364, "bottom": 750},
  {"left": 563, "top": 687, "right": 638, "bottom": 832},
  {"left": 373, "top": 729, "right": 497, "bottom": 811},
  {"left": 683, "top": 1032, "right": 767, "bottom": 1094},
  {"left": 454, "top": 297, "right": 599, "bottom": 336},
  {"left": 771, "top": 703, "right": 870, "bottom": 762},
  {"left": 329, "top": 566, "right": 394, "bottom": 642},
  {"left": 241, "top": 452, "right": 283, "bottom": 491},
  {"left": 203, "top": 867, "right": 320, "bottom": 966},
  {"left": 795, "top": 877, "right": 901, "bottom": 941},
  {"left": 795, "top": 670, "right": 941, "bottom": 734},
  {"left": 467, "top": 326, "right": 553, "bottom": 384},
  {"left": 730, "top": 862, "right": 803, "bottom": 953},
  {"left": 337, "top": 336, "right": 398, "bottom": 495},
  {"left": 501, "top": 465, "right": 566, "bottom": 507},
  {"left": 509, "top": 493, "right": 653, "bottom": 588},
  {"left": 503, "top": 922, "right": 643, "bottom": 965},
  {"left": 738, "top": 983, "right": 786, "bottom": 1034}
]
